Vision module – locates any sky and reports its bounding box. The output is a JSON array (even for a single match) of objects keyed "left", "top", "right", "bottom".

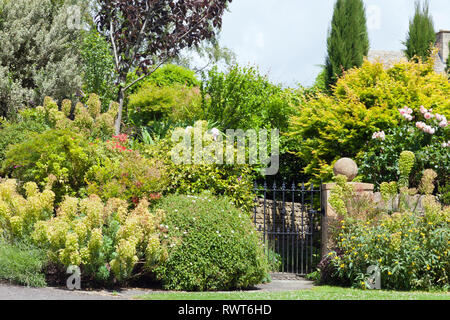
[{"left": 218, "top": 0, "right": 450, "bottom": 87}]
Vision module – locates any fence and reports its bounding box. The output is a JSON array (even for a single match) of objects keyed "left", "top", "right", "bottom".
[{"left": 253, "top": 181, "right": 323, "bottom": 276}]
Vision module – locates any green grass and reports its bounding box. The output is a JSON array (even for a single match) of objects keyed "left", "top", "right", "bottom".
[
  {"left": 0, "top": 240, "right": 48, "bottom": 287},
  {"left": 137, "top": 286, "right": 450, "bottom": 300}
]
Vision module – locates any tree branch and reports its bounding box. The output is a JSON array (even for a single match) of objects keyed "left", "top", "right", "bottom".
[{"left": 110, "top": 19, "right": 120, "bottom": 70}]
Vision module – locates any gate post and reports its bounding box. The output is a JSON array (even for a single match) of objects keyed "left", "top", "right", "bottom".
[{"left": 321, "top": 182, "right": 374, "bottom": 257}]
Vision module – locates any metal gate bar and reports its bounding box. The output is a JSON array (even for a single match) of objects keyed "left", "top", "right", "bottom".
[{"left": 253, "top": 181, "right": 322, "bottom": 276}]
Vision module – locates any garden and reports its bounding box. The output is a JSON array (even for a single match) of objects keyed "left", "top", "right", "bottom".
[{"left": 0, "top": 0, "right": 448, "bottom": 299}]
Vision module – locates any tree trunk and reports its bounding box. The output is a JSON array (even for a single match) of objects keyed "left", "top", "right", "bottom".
[{"left": 114, "top": 88, "right": 125, "bottom": 135}]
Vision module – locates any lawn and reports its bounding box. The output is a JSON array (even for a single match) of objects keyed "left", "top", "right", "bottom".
[{"left": 137, "top": 286, "right": 450, "bottom": 300}]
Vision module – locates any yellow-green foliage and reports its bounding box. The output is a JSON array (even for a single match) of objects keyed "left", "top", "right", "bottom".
[
  {"left": 329, "top": 175, "right": 355, "bottom": 217},
  {"left": 398, "top": 151, "right": 415, "bottom": 187},
  {"left": 380, "top": 181, "right": 398, "bottom": 203},
  {"left": 128, "top": 84, "right": 202, "bottom": 126},
  {"left": 419, "top": 169, "right": 438, "bottom": 195},
  {"left": 38, "top": 94, "right": 118, "bottom": 140},
  {"left": 289, "top": 58, "right": 450, "bottom": 181},
  {"left": 0, "top": 179, "right": 54, "bottom": 239},
  {"left": 32, "top": 195, "right": 168, "bottom": 282}
]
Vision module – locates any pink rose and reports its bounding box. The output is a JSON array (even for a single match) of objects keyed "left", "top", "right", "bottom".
[
  {"left": 420, "top": 106, "right": 427, "bottom": 114},
  {"left": 424, "top": 113, "right": 432, "bottom": 120}
]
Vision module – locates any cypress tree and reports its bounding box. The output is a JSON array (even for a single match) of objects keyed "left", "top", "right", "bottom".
[
  {"left": 404, "top": 0, "right": 436, "bottom": 62},
  {"left": 324, "top": 0, "right": 369, "bottom": 90}
]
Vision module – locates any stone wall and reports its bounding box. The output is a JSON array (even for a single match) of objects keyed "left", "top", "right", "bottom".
[
  {"left": 436, "top": 30, "right": 450, "bottom": 64},
  {"left": 253, "top": 198, "right": 315, "bottom": 237}
]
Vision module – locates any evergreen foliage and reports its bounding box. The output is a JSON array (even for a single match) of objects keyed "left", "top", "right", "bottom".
[
  {"left": 404, "top": 0, "right": 436, "bottom": 62},
  {"left": 324, "top": 0, "right": 369, "bottom": 90}
]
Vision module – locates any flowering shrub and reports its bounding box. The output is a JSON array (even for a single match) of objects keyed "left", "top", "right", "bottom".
[
  {"left": 323, "top": 199, "right": 449, "bottom": 291},
  {"left": 143, "top": 121, "right": 256, "bottom": 213},
  {"left": 358, "top": 105, "right": 449, "bottom": 190},
  {"left": 154, "top": 193, "right": 269, "bottom": 291},
  {"left": 0, "top": 179, "right": 54, "bottom": 240},
  {"left": 84, "top": 151, "right": 167, "bottom": 207},
  {"left": 32, "top": 195, "right": 168, "bottom": 283},
  {"left": 82, "top": 132, "right": 167, "bottom": 206},
  {"left": 289, "top": 58, "right": 450, "bottom": 182},
  {"left": 29, "top": 95, "right": 118, "bottom": 140}
]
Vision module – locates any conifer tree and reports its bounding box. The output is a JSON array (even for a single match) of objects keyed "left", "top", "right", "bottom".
[
  {"left": 324, "top": 0, "right": 369, "bottom": 90},
  {"left": 404, "top": 0, "right": 436, "bottom": 62}
]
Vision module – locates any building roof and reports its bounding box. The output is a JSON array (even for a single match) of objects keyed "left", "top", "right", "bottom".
[
  {"left": 367, "top": 50, "right": 407, "bottom": 68},
  {"left": 367, "top": 50, "right": 447, "bottom": 75}
]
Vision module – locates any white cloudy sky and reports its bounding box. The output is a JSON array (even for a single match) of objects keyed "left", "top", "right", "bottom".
[{"left": 218, "top": 0, "right": 450, "bottom": 87}]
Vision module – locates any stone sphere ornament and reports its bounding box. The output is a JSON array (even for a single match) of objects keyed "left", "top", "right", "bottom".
[{"left": 333, "top": 158, "right": 358, "bottom": 181}]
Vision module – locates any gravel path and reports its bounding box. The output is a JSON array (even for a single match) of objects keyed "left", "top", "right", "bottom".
[{"left": 0, "top": 278, "right": 314, "bottom": 300}]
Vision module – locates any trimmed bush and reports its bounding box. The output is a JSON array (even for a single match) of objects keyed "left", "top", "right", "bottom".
[{"left": 154, "top": 193, "right": 269, "bottom": 291}]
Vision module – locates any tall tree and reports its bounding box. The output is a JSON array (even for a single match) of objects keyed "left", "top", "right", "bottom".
[
  {"left": 404, "top": 0, "right": 436, "bottom": 62},
  {"left": 95, "top": 0, "right": 232, "bottom": 134},
  {"left": 324, "top": 0, "right": 369, "bottom": 90}
]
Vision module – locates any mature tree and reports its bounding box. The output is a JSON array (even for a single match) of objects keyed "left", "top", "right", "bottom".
[
  {"left": 0, "top": 0, "right": 85, "bottom": 118},
  {"left": 324, "top": 0, "right": 369, "bottom": 90},
  {"left": 95, "top": 0, "right": 232, "bottom": 134},
  {"left": 404, "top": 0, "right": 436, "bottom": 62}
]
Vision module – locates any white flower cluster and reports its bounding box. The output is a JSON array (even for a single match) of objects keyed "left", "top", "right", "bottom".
[{"left": 372, "top": 131, "right": 385, "bottom": 141}]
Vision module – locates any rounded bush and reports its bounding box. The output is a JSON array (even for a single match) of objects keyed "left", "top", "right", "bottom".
[{"left": 155, "top": 193, "right": 269, "bottom": 291}]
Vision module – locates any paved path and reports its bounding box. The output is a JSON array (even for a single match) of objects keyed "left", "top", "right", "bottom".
[{"left": 0, "top": 279, "right": 314, "bottom": 300}]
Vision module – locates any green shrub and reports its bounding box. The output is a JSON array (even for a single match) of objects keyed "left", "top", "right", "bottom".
[
  {"left": 127, "top": 84, "right": 202, "bottom": 126},
  {"left": 138, "top": 64, "right": 200, "bottom": 89},
  {"left": 84, "top": 134, "right": 168, "bottom": 206},
  {"left": 142, "top": 121, "right": 256, "bottom": 213},
  {"left": 0, "top": 240, "right": 48, "bottom": 287},
  {"left": 289, "top": 58, "right": 450, "bottom": 182},
  {"left": 1, "top": 129, "right": 96, "bottom": 202},
  {"left": 438, "top": 183, "right": 450, "bottom": 206},
  {"left": 323, "top": 200, "right": 449, "bottom": 291},
  {"left": 154, "top": 193, "right": 269, "bottom": 291},
  {"left": 0, "top": 114, "right": 48, "bottom": 162},
  {"left": 357, "top": 106, "right": 449, "bottom": 190}
]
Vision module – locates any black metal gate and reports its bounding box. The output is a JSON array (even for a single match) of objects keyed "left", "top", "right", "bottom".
[{"left": 253, "top": 181, "right": 323, "bottom": 276}]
